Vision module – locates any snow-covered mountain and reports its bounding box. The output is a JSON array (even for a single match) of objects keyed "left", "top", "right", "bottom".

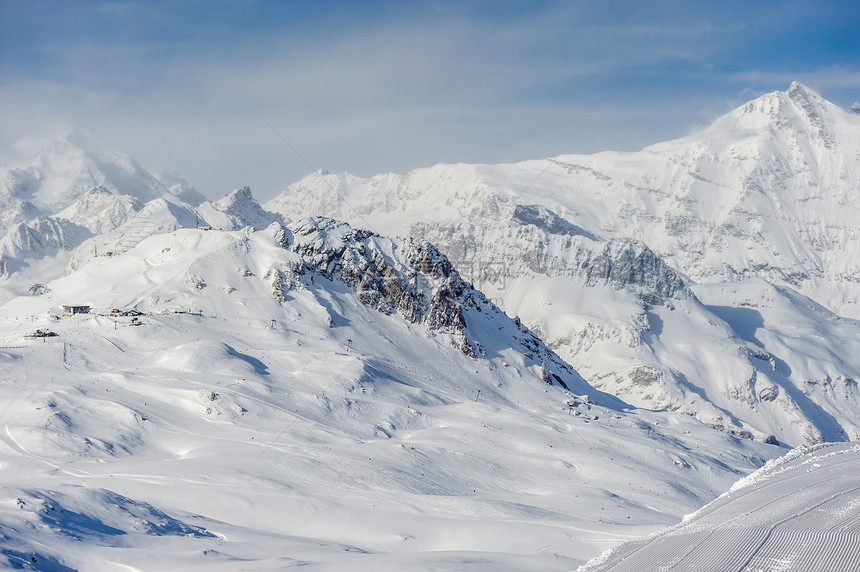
[
  {"left": 1, "top": 129, "right": 204, "bottom": 234},
  {"left": 269, "top": 82, "right": 860, "bottom": 317},
  {"left": 0, "top": 130, "right": 208, "bottom": 299},
  {"left": 266, "top": 83, "right": 860, "bottom": 447},
  {"left": 0, "top": 220, "right": 774, "bottom": 570},
  {"left": 0, "top": 133, "right": 290, "bottom": 303},
  {"left": 195, "top": 185, "right": 284, "bottom": 231}
]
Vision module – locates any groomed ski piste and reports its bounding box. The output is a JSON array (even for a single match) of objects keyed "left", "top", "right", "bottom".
[
  {"left": 579, "top": 442, "right": 860, "bottom": 572},
  {"left": 0, "top": 221, "right": 777, "bottom": 571}
]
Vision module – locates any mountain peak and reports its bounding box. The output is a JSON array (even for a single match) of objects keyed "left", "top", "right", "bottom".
[
  {"left": 2, "top": 130, "right": 205, "bottom": 216},
  {"left": 787, "top": 80, "right": 814, "bottom": 98},
  {"left": 786, "top": 81, "right": 826, "bottom": 108},
  {"left": 726, "top": 82, "right": 837, "bottom": 149},
  {"left": 198, "top": 186, "right": 283, "bottom": 231},
  {"left": 212, "top": 185, "right": 254, "bottom": 209}
]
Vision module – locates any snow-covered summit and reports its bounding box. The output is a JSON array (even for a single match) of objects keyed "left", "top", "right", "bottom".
[
  {"left": 196, "top": 186, "right": 284, "bottom": 231},
  {"left": 1, "top": 129, "right": 204, "bottom": 226}
]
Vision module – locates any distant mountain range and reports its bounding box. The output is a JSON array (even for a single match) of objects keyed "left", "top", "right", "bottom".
[
  {"left": 2, "top": 84, "right": 859, "bottom": 449},
  {"left": 2, "top": 82, "right": 859, "bottom": 570},
  {"left": 267, "top": 82, "right": 860, "bottom": 447}
]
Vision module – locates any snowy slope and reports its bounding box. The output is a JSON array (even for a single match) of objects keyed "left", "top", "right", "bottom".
[
  {"left": 266, "top": 83, "right": 860, "bottom": 447},
  {"left": 0, "top": 222, "right": 776, "bottom": 570},
  {"left": 579, "top": 441, "right": 860, "bottom": 572},
  {"left": 68, "top": 198, "right": 200, "bottom": 272}
]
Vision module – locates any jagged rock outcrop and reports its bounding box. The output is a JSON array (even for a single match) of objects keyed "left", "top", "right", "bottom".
[
  {"left": 266, "top": 217, "right": 577, "bottom": 386},
  {"left": 273, "top": 218, "right": 475, "bottom": 357},
  {"left": 579, "top": 239, "right": 694, "bottom": 304}
]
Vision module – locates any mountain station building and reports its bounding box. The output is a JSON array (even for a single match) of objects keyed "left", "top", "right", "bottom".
[{"left": 62, "top": 305, "right": 90, "bottom": 317}]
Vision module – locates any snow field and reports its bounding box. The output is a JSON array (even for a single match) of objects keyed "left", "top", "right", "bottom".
[{"left": 0, "top": 225, "right": 777, "bottom": 570}]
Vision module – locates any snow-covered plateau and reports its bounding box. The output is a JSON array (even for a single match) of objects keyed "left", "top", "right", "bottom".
[{"left": 0, "top": 83, "right": 858, "bottom": 570}]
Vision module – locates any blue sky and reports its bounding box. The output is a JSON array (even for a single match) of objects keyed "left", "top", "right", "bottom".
[{"left": 2, "top": 0, "right": 859, "bottom": 200}]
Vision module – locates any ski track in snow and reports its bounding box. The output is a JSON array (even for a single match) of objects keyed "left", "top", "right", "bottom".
[{"left": 581, "top": 443, "right": 860, "bottom": 572}]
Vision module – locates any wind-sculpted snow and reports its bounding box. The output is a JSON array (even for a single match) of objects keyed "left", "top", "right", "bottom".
[
  {"left": 0, "top": 222, "right": 777, "bottom": 570},
  {"left": 579, "top": 442, "right": 860, "bottom": 572}
]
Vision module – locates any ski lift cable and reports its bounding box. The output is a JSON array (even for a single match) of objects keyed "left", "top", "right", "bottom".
[
  {"left": 521, "top": 369, "right": 593, "bottom": 449},
  {"left": 251, "top": 349, "right": 364, "bottom": 463},
  {"left": 256, "top": 112, "right": 383, "bottom": 237},
  {"left": 521, "top": 113, "right": 602, "bottom": 195}
]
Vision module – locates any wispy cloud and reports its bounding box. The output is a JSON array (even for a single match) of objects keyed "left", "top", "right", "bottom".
[
  {"left": 2, "top": 1, "right": 858, "bottom": 200},
  {"left": 729, "top": 67, "right": 860, "bottom": 90}
]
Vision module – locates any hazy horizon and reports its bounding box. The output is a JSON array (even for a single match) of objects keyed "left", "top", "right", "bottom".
[{"left": 2, "top": 0, "right": 858, "bottom": 201}]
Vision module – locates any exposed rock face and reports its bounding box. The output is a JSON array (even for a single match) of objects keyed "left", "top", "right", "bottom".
[
  {"left": 274, "top": 217, "right": 480, "bottom": 356},
  {"left": 412, "top": 202, "right": 694, "bottom": 306},
  {"left": 510, "top": 203, "right": 596, "bottom": 239},
  {"left": 579, "top": 239, "right": 693, "bottom": 304},
  {"left": 267, "top": 217, "right": 577, "bottom": 387}
]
